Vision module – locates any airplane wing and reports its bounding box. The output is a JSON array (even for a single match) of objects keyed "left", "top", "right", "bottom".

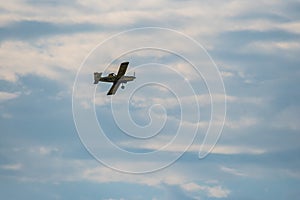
[
  {"left": 107, "top": 81, "right": 121, "bottom": 95},
  {"left": 116, "top": 62, "right": 129, "bottom": 77}
]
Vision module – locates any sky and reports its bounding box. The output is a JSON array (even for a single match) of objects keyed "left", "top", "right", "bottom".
[{"left": 1, "top": 0, "right": 300, "bottom": 199}]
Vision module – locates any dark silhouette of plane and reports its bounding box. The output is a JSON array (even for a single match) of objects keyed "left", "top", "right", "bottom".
[{"left": 93, "top": 62, "right": 136, "bottom": 95}]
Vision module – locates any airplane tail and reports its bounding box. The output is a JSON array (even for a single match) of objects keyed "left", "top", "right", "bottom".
[{"left": 94, "top": 72, "right": 102, "bottom": 84}]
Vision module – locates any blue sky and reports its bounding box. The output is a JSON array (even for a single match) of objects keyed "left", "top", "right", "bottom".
[{"left": 1, "top": 0, "right": 300, "bottom": 199}]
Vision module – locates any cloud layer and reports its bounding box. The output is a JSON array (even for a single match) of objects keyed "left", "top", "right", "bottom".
[{"left": 1, "top": 0, "right": 300, "bottom": 199}]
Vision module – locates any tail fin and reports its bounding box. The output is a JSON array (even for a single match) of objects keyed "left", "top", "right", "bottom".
[{"left": 94, "top": 72, "right": 102, "bottom": 84}]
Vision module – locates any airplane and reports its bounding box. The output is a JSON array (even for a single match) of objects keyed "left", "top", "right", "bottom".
[{"left": 93, "top": 62, "right": 136, "bottom": 95}]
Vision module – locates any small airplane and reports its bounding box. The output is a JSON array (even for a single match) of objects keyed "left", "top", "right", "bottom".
[{"left": 93, "top": 62, "right": 136, "bottom": 95}]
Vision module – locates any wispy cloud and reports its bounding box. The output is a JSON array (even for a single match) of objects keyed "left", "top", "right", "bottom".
[
  {"left": 181, "top": 182, "right": 231, "bottom": 198},
  {"left": 0, "top": 163, "right": 22, "bottom": 170},
  {"left": 0, "top": 91, "right": 20, "bottom": 102},
  {"left": 220, "top": 166, "right": 248, "bottom": 177}
]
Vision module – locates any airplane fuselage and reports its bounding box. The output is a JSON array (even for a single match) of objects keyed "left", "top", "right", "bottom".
[{"left": 99, "top": 75, "right": 135, "bottom": 83}]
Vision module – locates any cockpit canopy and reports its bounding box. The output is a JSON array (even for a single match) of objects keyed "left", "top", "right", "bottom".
[{"left": 108, "top": 73, "right": 115, "bottom": 77}]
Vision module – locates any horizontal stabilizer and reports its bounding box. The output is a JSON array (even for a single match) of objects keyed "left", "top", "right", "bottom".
[{"left": 94, "top": 72, "right": 102, "bottom": 84}]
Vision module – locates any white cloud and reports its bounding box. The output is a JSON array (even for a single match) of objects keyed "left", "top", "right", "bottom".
[
  {"left": 244, "top": 41, "right": 300, "bottom": 55},
  {"left": 220, "top": 166, "right": 248, "bottom": 177},
  {"left": 115, "top": 93, "right": 262, "bottom": 110},
  {"left": 0, "top": 163, "right": 23, "bottom": 170},
  {"left": 181, "top": 182, "right": 230, "bottom": 198},
  {"left": 0, "top": 41, "right": 61, "bottom": 82},
  {"left": 182, "top": 182, "right": 205, "bottom": 191},
  {"left": 280, "top": 21, "right": 300, "bottom": 34},
  {"left": 29, "top": 146, "right": 59, "bottom": 156},
  {"left": 0, "top": 0, "right": 294, "bottom": 37},
  {"left": 83, "top": 164, "right": 231, "bottom": 198},
  {"left": 0, "top": 91, "right": 20, "bottom": 102},
  {"left": 120, "top": 137, "right": 266, "bottom": 155},
  {"left": 221, "top": 71, "right": 234, "bottom": 78},
  {"left": 225, "top": 117, "right": 259, "bottom": 129},
  {"left": 82, "top": 164, "right": 185, "bottom": 186},
  {"left": 0, "top": 1, "right": 169, "bottom": 26},
  {"left": 0, "top": 0, "right": 296, "bottom": 90},
  {"left": 38, "top": 146, "right": 59, "bottom": 155},
  {"left": 210, "top": 145, "right": 266, "bottom": 155},
  {"left": 206, "top": 185, "right": 231, "bottom": 198},
  {"left": 0, "top": 34, "right": 102, "bottom": 84}
]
